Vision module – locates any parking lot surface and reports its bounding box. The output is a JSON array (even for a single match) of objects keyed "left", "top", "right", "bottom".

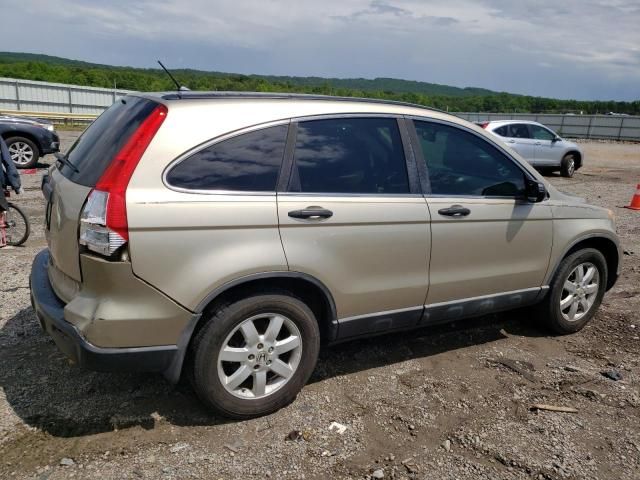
[{"left": 1, "top": 132, "right": 639, "bottom": 479}]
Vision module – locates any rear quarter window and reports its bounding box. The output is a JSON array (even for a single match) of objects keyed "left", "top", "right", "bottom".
[
  {"left": 493, "top": 125, "right": 508, "bottom": 137},
  {"left": 166, "top": 124, "right": 288, "bottom": 192}
]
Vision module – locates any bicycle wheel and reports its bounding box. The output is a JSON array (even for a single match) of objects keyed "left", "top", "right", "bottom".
[{"left": 4, "top": 203, "right": 30, "bottom": 246}]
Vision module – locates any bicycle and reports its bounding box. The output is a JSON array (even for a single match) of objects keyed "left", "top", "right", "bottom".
[{"left": 1, "top": 189, "right": 30, "bottom": 247}]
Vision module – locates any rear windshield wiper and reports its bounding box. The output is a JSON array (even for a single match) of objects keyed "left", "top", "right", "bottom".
[{"left": 54, "top": 152, "right": 80, "bottom": 173}]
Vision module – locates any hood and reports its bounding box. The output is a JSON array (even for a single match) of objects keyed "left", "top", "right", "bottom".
[
  {"left": 562, "top": 138, "right": 580, "bottom": 149},
  {"left": 549, "top": 187, "right": 587, "bottom": 204},
  {"left": 541, "top": 176, "right": 586, "bottom": 203}
]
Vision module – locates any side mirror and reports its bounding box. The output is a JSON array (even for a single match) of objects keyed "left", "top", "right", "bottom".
[
  {"left": 551, "top": 136, "right": 560, "bottom": 143},
  {"left": 526, "top": 179, "right": 547, "bottom": 203}
]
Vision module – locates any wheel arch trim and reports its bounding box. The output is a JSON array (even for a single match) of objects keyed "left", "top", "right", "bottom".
[
  {"left": 565, "top": 149, "right": 582, "bottom": 167},
  {"left": 1, "top": 129, "right": 43, "bottom": 154},
  {"left": 545, "top": 231, "right": 621, "bottom": 290},
  {"left": 163, "top": 271, "right": 338, "bottom": 384},
  {"left": 193, "top": 271, "right": 338, "bottom": 320}
]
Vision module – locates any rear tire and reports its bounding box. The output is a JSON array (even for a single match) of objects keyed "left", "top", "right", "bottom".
[
  {"left": 190, "top": 293, "right": 320, "bottom": 418},
  {"left": 537, "top": 248, "right": 607, "bottom": 334},
  {"left": 6, "top": 136, "right": 40, "bottom": 169},
  {"left": 560, "top": 154, "right": 576, "bottom": 178}
]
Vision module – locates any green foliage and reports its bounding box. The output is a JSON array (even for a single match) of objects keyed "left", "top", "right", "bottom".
[{"left": 0, "top": 52, "right": 638, "bottom": 114}]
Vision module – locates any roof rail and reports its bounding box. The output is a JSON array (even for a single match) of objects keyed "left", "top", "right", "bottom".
[{"left": 158, "top": 91, "right": 446, "bottom": 114}]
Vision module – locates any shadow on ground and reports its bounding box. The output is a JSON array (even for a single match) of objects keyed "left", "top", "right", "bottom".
[{"left": 0, "top": 305, "right": 548, "bottom": 439}]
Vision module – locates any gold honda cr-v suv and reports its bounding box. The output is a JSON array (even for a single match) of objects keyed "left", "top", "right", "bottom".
[{"left": 30, "top": 92, "right": 621, "bottom": 418}]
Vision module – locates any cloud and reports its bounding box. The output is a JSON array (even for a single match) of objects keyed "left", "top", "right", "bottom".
[
  {"left": 368, "top": 0, "right": 412, "bottom": 16},
  {"left": 0, "top": 0, "right": 638, "bottom": 100}
]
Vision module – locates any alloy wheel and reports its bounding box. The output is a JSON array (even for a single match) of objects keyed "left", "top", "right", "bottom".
[
  {"left": 560, "top": 262, "right": 599, "bottom": 322},
  {"left": 217, "top": 313, "right": 302, "bottom": 399},
  {"left": 8, "top": 141, "right": 34, "bottom": 166}
]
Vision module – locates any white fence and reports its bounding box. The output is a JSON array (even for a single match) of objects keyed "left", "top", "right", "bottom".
[
  {"left": 455, "top": 112, "right": 640, "bottom": 141},
  {"left": 0, "top": 77, "right": 132, "bottom": 115},
  {"left": 0, "top": 77, "right": 639, "bottom": 140}
]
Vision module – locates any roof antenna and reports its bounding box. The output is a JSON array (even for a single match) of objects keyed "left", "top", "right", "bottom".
[{"left": 157, "top": 60, "right": 190, "bottom": 92}]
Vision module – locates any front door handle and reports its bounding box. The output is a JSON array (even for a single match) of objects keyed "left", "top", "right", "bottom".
[
  {"left": 507, "top": 139, "right": 516, "bottom": 143},
  {"left": 438, "top": 205, "right": 471, "bottom": 217},
  {"left": 288, "top": 207, "right": 333, "bottom": 219}
]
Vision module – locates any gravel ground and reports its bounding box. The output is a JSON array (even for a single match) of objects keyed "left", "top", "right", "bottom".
[{"left": 0, "top": 133, "right": 639, "bottom": 480}]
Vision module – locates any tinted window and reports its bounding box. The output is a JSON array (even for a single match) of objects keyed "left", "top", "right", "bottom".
[
  {"left": 507, "top": 124, "right": 531, "bottom": 139},
  {"left": 530, "top": 124, "right": 555, "bottom": 141},
  {"left": 62, "top": 96, "right": 158, "bottom": 186},
  {"left": 494, "top": 125, "right": 508, "bottom": 137},
  {"left": 291, "top": 118, "right": 409, "bottom": 194},
  {"left": 414, "top": 121, "right": 526, "bottom": 197},
  {"left": 167, "top": 125, "right": 288, "bottom": 191}
]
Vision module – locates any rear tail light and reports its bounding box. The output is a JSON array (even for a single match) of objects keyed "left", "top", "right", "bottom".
[
  {"left": 80, "top": 104, "right": 167, "bottom": 257},
  {"left": 479, "top": 122, "right": 489, "bottom": 129},
  {"left": 80, "top": 190, "right": 126, "bottom": 256}
]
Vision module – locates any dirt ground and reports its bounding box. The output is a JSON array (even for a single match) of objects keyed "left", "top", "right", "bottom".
[{"left": 0, "top": 133, "right": 639, "bottom": 480}]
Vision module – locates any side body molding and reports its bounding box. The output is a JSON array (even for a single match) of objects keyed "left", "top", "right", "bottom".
[{"left": 333, "top": 287, "right": 548, "bottom": 342}]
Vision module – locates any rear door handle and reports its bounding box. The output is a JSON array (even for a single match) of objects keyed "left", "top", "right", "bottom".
[
  {"left": 438, "top": 205, "right": 471, "bottom": 217},
  {"left": 288, "top": 207, "right": 333, "bottom": 219}
]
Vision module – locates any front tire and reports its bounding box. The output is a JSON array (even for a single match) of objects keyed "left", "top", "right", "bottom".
[
  {"left": 560, "top": 154, "right": 576, "bottom": 178},
  {"left": 538, "top": 248, "right": 607, "bottom": 334},
  {"left": 6, "top": 136, "right": 40, "bottom": 169},
  {"left": 190, "top": 293, "right": 320, "bottom": 419}
]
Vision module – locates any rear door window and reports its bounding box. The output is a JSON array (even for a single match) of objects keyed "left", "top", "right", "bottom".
[
  {"left": 167, "top": 124, "right": 288, "bottom": 191},
  {"left": 62, "top": 96, "right": 159, "bottom": 186},
  {"left": 290, "top": 117, "right": 409, "bottom": 194},
  {"left": 507, "top": 124, "right": 532, "bottom": 139}
]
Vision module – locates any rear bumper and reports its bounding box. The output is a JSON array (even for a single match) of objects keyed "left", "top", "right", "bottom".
[{"left": 30, "top": 249, "right": 178, "bottom": 374}]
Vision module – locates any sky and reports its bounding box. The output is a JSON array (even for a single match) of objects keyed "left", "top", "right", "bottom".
[{"left": 1, "top": 0, "right": 639, "bottom": 101}]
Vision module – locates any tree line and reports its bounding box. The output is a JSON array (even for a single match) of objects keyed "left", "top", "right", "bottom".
[{"left": 1, "top": 54, "right": 638, "bottom": 115}]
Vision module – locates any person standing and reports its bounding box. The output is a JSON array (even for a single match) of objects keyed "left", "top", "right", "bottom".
[{"left": 0, "top": 137, "right": 23, "bottom": 248}]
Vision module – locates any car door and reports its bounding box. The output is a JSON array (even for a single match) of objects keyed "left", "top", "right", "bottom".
[
  {"left": 530, "top": 124, "right": 562, "bottom": 167},
  {"left": 409, "top": 119, "right": 553, "bottom": 323},
  {"left": 500, "top": 123, "right": 538, "bottom": 165},
  {"left": 277, "top": 116, "right": 431, "bottom": 339}
]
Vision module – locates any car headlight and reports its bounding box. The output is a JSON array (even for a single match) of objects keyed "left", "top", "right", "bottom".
[{"left": 37, "top": 122, "right": 55, "bottom": 132}]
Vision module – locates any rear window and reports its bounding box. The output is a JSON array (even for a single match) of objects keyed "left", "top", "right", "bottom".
[{"left": 60, "top": 96, "right": 159, "bottom": 186}]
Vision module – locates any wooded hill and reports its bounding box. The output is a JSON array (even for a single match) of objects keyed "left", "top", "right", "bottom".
[{"left": 1, "top": 52, "right": 638, "bottom": 114}]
